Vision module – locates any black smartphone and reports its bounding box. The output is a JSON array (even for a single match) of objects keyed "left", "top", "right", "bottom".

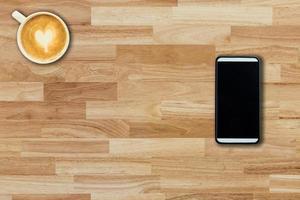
[{"left": 215, "top": 56, "right": 260, "bottom": 144}]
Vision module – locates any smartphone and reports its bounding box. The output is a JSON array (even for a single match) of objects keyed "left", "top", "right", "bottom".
[{"left": 215, "top": 56, "right": 260, "bottom": 144}]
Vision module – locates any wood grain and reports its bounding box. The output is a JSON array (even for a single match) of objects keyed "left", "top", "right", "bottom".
[
  {"left": 0, "top": 175, "right": 74, "bottom": 194},
  {"left": 0, "top": 120, "right": 129, "bottom": 138},
  {"left": 231, "top": 26, "right": 300, "bottom": 47},
  {"left": 166, "top": 193, "right": 253, "bottom": 200},
  {"left": 254, "top": 193, "right": 300, "bottom": 200},
  {"left": 44, "top": 82, "right": 117, "bottom": 101},
  {"left": 92, "top": 193, "right": 165, "bottom": 200},
  {"left": 270, "top": 175, "right": 300, "bottom": 193},
  {"left": 22, "top": 139, "right": 109, "bottom": 154},
  {"left": 172, "top": 6, "right": 272, "bottom": 25},
  {"left": 91, "top": 7, "right": 173, "bottom": 26},
  {"left": 160, "top": 174, "right": 269, "bottom": 193},
  {"left": 90, "top": 0, "right": 177, "bottom": 7},
  {"left": 0, "top": 195, "right": 11, "bottom": 200},
  {"left": 12, "top": 194, "right": 91, "bottom": 200},
  {"left": 0, "top": 1, "right": 90, "bottom": 25},
  {"left": 273, "top": 6, "right": 300, "bottom": 26},
  {"left": 0, "top": 82, "right": 43, "bottom": 101},
  {"left": 72, "top": 25, "right": 154, "bottom": 45},
  {"left": 55, "top": 157, "right": 151, "bottom": 175},
  {"left": 109, "top": 138, "right": 205, "bottom": 156},
  {"left": 0, "top": 102, "right": 85, "bottom": 119},
  {"left": 281, "top": 63, "right": 300, "bottom": 83},
  {"left": 74, "top": 175, "right": 160, "bottom": 193},
  {"left": 0, "top": 0, "right": 299, "bottom": 198},
  {"left": 0, "top": 157, "right": 55, "bottom": 175}
]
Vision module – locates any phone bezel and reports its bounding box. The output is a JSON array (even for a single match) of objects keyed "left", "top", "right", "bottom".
[{"left": 215, "top": 56, "right": 260, "bottom": 144}]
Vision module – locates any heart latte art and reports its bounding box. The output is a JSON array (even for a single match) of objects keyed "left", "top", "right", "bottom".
[
  {"left": 21, "top": 14, "right": 67, "bottom": 62},
  {"left": 35, "top": 29, "right": 53, "bottom": 52}
]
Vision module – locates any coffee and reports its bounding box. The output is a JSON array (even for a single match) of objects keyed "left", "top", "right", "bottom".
[{"left": 21, "top": 14, "right": 67, "bottom": 62}]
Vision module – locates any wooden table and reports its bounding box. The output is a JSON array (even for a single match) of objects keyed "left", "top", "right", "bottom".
[{"left": 0, "top": 1, "right": 299, "bottom": 199}]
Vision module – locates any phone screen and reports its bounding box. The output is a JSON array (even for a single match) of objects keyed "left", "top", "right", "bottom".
[{"left": 216, "top": 57, "right": 260, "bottom": 144}]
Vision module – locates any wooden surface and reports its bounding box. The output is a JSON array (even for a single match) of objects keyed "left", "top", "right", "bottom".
[{"left": 0, "top": 0, "right": 299, "bottom": 199}]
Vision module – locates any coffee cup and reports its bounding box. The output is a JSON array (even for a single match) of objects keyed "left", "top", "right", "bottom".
[{"left": 12, "top": 10, "right": 70, "bottom": 64}]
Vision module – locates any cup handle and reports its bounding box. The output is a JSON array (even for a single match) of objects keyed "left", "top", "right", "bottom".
[{"left": 12, "top": 10, "right": 26, "bottom": 24}]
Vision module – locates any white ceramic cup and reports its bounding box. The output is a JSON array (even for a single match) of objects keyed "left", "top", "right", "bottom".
[{"left": 12, "top": 10, "right": 70, "bottom": 64}]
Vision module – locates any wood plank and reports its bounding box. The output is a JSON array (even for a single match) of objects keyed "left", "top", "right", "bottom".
[
  {"left": 273, "top": 6, "right": 300, "bottom": 26},
  {"left": 109, "top": 138, "right": 205, "bottom": 156},
  {"left": 92, "top": 7, "right": 172, "bottom": 26},
  {"left": 44, "top": 82, "right": 117, "bottom": 102},
  {"left": 281, "top": 63, "right": 300, "bottom": 83},
  {"left": 0, "top": 56, "right": 116, "bottom": 83},
  {"left": 151, "top": 157, "right": 243, "bottom": 176},
  {"left": 22, "top": 139, "right": 109, "bottom": 154},
  {"left": 72, "top": 25, "right": 154, "bottom": 45},
  {"left": 65, "top": 44, "right": 116, "bottom": 61},
  {"left": 0, "top": 0, "right": 90, "bottom": 25},
  {"left": 0, "top": 120, "right": 129, "bottom": 138},
  {"left": 119, "top": 82, "right": 214, "bottom": 101},
  {"left": 86, "top": 101, "right": 161, "bottom": 120},
  {"left": 0, "top": 43, "right": 26, "bottom": 62},
  {"left": 0, "top": 139, "right": 22, "bottom": 152},
  {"left": 270, "top": 175, "right": 300, "bottom": 193},
  {"left": 263, "top": 101, "right": 279, "bottom": 120},
  {"left": 0, "top": 82, "right": 43, "bottom": 101},
  {"left": 117, "top": 46, "right": 215, "bottom": 103},
  {"left": 74, "top": 175, "right": 160, "bottom": 193},
  {"left": 153, "top": 24, "right": 230, "bottom": 45},
  {"left": 265, "top": 119, "right": 300, "bottom": 137},
  {"left": 0, "top": 195, "right": 11, "bottom": 200},
  {"left": 0, "top": 43, "right": 116, "bottom": 63},
  {"left": 280, "top": 101, "right": 300, "bottom": 119},
  {"left": 216, "top": 45, "right": 299, "bottom": 64},
  {"left": 241, "top": 0, "right": 300, "bottom": 6},
  {"left": 265, "top": 84, "right": 280, "bottom": 102},
  {"left": 92, "top": 193, "right": 165, "bottom": 200},
  {"left": 55, "top": 157, "right": 151, "bottom": 175},
  {"left": 118, "top": 63, "right": 215, "bottom": 82},
  {"left": 231, "top": 26, "right": 300, "bottom": 47},
  {"left": 13, "top": 194, "right": 90, "bottom": 200},
  {"left": 0, "top": 152, "right": 20, "bottom": 158},
  {"left": 41, "top": 120, "right": 129, "bottom": 138},
  {"left": 0, "top": 102, "right": 85, "bottom": 120},
  {"left": 0, "top": 25, "right": 17, "bottom": 45},
  {"left": 178, "top": 0, "right": 241, "bottom": 6},
  {"left": 0, "top": 61, "right": 117, "bottom": 83},
  {"left": 172, "top": 6, "right": 272, "bottom": 26},
  {"left": 0, "top": 60, "right": 64, "bottom": 82},
  {"left": 0, "top": 157, "right": 55, "bottom": 175},
  {"left": 205, "top": 137, "right": 297, "bottom": 159},
  {"left": 243, "top": 158, "right": 300, "bottom": 175},
  {"left": 90, "top": 0, "right": 177, "bottom": 6},
  {"left": 279, "top": 84, "right": 300, "bottom": 101},
  {"left": 254, "top": 193, "right": 300, "bottom": 200},
  {"left": 298, "top": 138, "right": 300, "bottom": 158},
  {"left": 64, "top": 61, "right": 118, "bottom": 82},
  {"left": 160, "top": 174, "right": 269, "bottom": 193},
  {"left": 160, "top": 100, "right": 214, "bottom": 119},
  {"left": 263, "top": 64, "right": 281, "bottom": 83},
  {"left": 166, "top": 193, "right": 253, "bottom": 200},
  {"left": 117, "top": 45, "right": 215, "bottom": 66},
  {"left": 0, "top": 175, "right": 74, "bottom": 194},
  {"left": 128, "top": 118, "right": 214, "bottom": 138}
]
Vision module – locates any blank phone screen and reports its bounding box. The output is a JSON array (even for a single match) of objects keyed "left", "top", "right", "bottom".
[{"left": 216, "top": 59, "right": 260, "bottom": 139}]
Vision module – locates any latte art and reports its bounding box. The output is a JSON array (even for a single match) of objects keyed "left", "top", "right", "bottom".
[
  {"left": 35, "top": 29, "right": 53, "bottom": 52},
  {"left": 21, "top": 14, "right": 67, "bottom": 62}
]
